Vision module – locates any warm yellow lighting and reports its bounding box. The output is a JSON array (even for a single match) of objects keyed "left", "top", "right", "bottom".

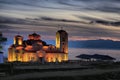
[
  {"left": 25, "top": 46, "right": 33, "bottom": 51},
  {"left": 52, "top": 57, "right": 56, "bottom": 62},
  {"left": 38, "top": 53, "right": 43, "bottom": 57},
  {"left": 16, "top": 46, "right": 23, "bottom": 50},
  {"left": 58, "top": 57, "right": 62, "bottom": 62},
  {"left": 18, "top": 38, "right": 22, "bottom": 45},
  {"left": 56, "top": 32, "right": 60, "bottom": 48},
  {"left": 22, "top": 53, "right": 29, "bottom": 62},
  {"left": 48, "top": 57, "right": 51, "bottom": 62},
  {"left": 43, "top": 46, "right": 49, "bottom": 50},
  {"left": 63, "top": 54, "right": 68, "bottom": 61},
  {"left": 8, "top": 30, "right": 68, "bottom": 63},
  {"left": 17, "top": 53, "right": 22, "bottom": 61}
]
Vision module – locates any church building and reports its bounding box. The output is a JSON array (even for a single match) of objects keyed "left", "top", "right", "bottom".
[{"left": 8, "top": 29, "right": 68, "bottom": 63}]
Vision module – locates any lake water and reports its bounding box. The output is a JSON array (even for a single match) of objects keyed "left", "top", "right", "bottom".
[{"left": 69, "top": 48, "right": 120, "bottom": 61}]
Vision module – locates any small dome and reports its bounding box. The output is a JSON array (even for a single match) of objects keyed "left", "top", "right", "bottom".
[
  {"left": 57, "top": 30, "right": 68, "bottom": 35},
  {"left": 57, "top": 30, "right": 67, "bottom": 33},
  {"left": 28, "top": 33, "right": 41, "bottom": 40},
  {"left": 29, "top": 33, "right": 40, "bottom": 37},
  {"left": 15, "top": 35, "right": 23, "bottom": 37}
]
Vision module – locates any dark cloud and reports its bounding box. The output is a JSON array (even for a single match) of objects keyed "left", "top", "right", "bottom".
[
  {"left": 0, "top": 0, "right": 120, "bottom": 41},
  {"left": 0, "top": 0, "right": 120, "bottom": 13},
  {"left": 0, "top": 24, "right": 11, "bottom": 29},
  {"left": 55, "top": 0, "right": 120, "bottom": 13},
  {"left": 0, "top": 16, "right": 27, "bottom": 24},
  {"left": 76, "top": 16, "right": 120, "bottom": 26},
  {"left": 0, "top": 16, "right": 86, "bottom": 25},
  {"left": 0, "top": 16, "right": 119, "bottom": 39},
  {"left": 40, "top": 17, "right": 81, "bottom": 23},
  {"left": 90, "top": 21, "right": 120, "bottom": 26},
  {"left": 0, "top": 24, "right": 19, "bottom": 33},
  {"left": 87, "top": 6, "right": 120, "bottom": 13}
]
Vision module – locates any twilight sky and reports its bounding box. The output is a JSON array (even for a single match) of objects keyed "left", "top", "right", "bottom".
[{"left": 0, "top": 0, "right": 120, "bottom": 41}]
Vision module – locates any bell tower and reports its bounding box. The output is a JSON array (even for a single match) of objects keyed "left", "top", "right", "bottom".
[
  {"left": 56, "top": 29, "right": 68, "bottom": 53},
  {"left": 14, "top": 35, "right": 23, "bottom": 46}
]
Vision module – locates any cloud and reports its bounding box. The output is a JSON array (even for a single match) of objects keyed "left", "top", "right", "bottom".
[
  {"left": 90, "top": 20, "right": 120, "bottom": 26},
  {"left": 0, "top": 24, "right": 11, "bottom": 29},
  {"left": 0, "top": 0, "right": 120, "bottom": 25},
  {"left": 0, "top": 0, "right": 120, "bottom": 41},
  {"left": 0, "top": 16, "right": 120, "bottom": 41},
  {"left": 75, "top": 16, "right": 120, "bottom": 26},
  {"left": 0, "top": 16, "right": 27, "bottom": 24},
  {"left": 0, "top": 0, "right": 120, "bottom": 13},
  {"left": 38, "top": 17, "right": 82, "bottom": 23},
  {"left": 0, "top": 16, "right": 86, "bottom": 26},
  {"left": 56, "top": 0, "right": 120, "bottom": 13},
  {"left": 1, "top": 16, "right": 119, "bottom": 28}
]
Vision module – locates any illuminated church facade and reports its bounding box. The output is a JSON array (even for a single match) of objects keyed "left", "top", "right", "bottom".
[{"left": 8, "top": 30, "right": 68, "bottom": 63}]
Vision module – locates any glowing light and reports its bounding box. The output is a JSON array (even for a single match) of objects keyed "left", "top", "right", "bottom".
[
  {"left": 58, "top": 57, "right": 62, "bottom": 62},
  {"left": 8, "top": 30, "right": 68, "bottom": 63},
  {"left": 25, "top": 46, "right": 33, "bottom": 51},
  {"left": 52, "top": 57, "right": 56, "bottom": 62},
  {"left": 16, "top": 46, "right": 23, "bottom": 50},
  {"left": 48, "top": 57, "right": 51, "bottom": 62},
  {"left": 63, "top": 54, "right": 68, "bottom": 61},
  {"left": 56, "top": 32, "right": 60, "bottom": 48},
  {"left": 18, "top": 38, "right": 23, "bottom": 45},
  {"left": 43, "top": 46, "right": 49, "bottom": 50}
]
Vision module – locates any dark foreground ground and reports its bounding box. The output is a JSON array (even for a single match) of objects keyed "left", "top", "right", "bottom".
[
  {"left": 1, "top": 61, "right": 120, "bottom": 80},
  {"left": 25, "top": 72, "right": 120, "bottom": 80}
]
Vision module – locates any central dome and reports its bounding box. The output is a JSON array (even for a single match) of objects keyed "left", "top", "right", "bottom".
[
  {"left": 57, "top": 30, "right": 66, "bottom": 33},
  {"left": 30, "top": 33, "right": 40, "bottom": 37},
  {"left": 28, "top": 33, "right": 41, "bottom": 40}
]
